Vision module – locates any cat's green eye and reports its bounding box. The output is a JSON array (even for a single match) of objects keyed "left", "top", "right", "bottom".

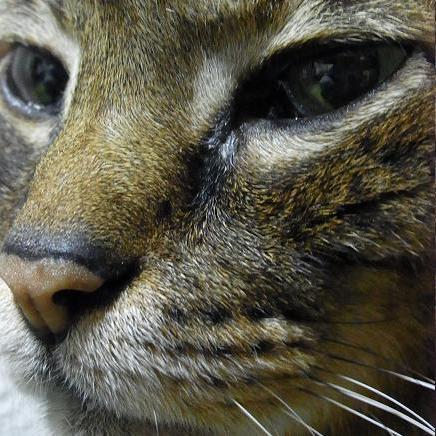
[
  {"left": 281, "top": 45, "right": 407, "bottom": 117},
  {"left": 234, "top": 43, "right": 409, "bottom": 124},
  {"left": 2, "top": 45, "right": 68, "bottom": 116}
]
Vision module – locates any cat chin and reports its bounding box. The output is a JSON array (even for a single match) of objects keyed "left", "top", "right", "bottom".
[{"left": 45, "top": 399, "right": 211, "bottom": 436}]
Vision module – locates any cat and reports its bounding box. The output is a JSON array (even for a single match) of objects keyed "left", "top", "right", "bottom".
[{"left": 0, "top": 0, "right": 434, "bottom": 434}]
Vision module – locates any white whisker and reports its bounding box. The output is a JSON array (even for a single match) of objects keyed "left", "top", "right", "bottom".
[
  {"left": 381, "top": 370, "right": 435, "bottom": 390},
  {"left": 153, "top": 409, "right": 159, "bottom": 436},
  {"left": 367, "top": 412, "right": 396, "bottom": 435},
  {"left": 325, "top": 353, "right": 435, "bottom": 389},
  {"left": 259, "top": 384, "right": 324, "bottom": 436},
  {"left": 324, "top": 338, "right": 435, "bottom": 384},
  {"left": 281, "top": 410, "right": 319, "bottom": 436},
  {"left": 232, "top": 399, "right": 274, "bottom": 436},
  {"left": 318, "top": 380, "right": 433, "bottom": 435},
  {"left": 299, "top": 388, "right": 403, "bottom": 436},
  {"left": 338, "top": 374, "right": 434, "bottom": 431}
]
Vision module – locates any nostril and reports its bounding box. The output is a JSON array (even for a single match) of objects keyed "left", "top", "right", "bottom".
[
  {"left": 52, "top": 289, "right": 86, "bottom": 306},
  {"left": 51, "top": 288, "right": 103, "bottom": 320},
  {"left": 53, "top": 261, "right": 140, "bottom": 318}
]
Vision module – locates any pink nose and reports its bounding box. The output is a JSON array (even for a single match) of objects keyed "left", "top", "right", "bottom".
[{"left": 0, "top": 254, "right": 104, "bottom": 334}]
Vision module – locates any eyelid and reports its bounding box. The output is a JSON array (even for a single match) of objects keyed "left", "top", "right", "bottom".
[
  {"left": 9, "top": 42, "right": 70, "bottom": 77},
  {"left": 266, "top": 4, "right": 429, "bottom": 61},
  {"left": 0, "top": 31, "right": 78, "bottom": 77}
]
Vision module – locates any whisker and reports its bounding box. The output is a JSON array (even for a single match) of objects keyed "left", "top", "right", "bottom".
[
  {"left": 153, "top": 409, "right": 159, "bottom": 436},
  {"left": 297, "top": 387, "right": 403, "bottom": 436},
  {"left": 382, "top": 370, "right": 435, "bottom": 390},
  {"left": 337, "top": 374, "right": 434, "bottom": 431},
  {"left": 323, "top": 338, "right": 434, "bottom": 383},
  {"left": 232, "top": 399, "right": 274, "bottom": 436},
  {"left": 281, "top": 410, "right": 317, "bottom": 436},
  {"left": 322, "top": 353, "right": 435, "bottom": 389},
  {"left": 258, "top": 384, "right": 324, "bottom": 436},
  {"left": 313, "top": 366, "right": 434, "bottom": 431},
  {"left": 367, "top": 411, "right": 396, "bottom": 435},
  {"left": 311, "top": 377, "right": 434, "bottom": 435}
]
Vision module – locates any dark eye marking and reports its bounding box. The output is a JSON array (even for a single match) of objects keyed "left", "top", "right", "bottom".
[{"left": 187, "top": 110, "right": 237, "bottom": 209}]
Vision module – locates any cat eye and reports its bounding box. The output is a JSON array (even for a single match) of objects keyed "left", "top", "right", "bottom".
[
  {"left": 1, "top": 45, "right": 68, "bottom": 117},
  {"left": 235, "top": 44, "right": 408, "bottom": 123}
]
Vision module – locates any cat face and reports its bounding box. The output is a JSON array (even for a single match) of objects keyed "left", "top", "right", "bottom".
[{"left": 0, "top": 1, "right": 433, "bottom": 434}]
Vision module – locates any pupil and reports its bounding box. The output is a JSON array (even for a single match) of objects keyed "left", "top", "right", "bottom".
[
  {"left": 317, "top": 50, "right": 379, "bottom": 108},
  {"left": 31, "top": 54, "right": 62, "bottom": 105}
]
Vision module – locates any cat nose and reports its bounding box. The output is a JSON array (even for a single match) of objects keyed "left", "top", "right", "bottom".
[
  {"left": 0, "top": 253, "right": 104, "bottom": 334},
  {"left": 0, "top": 235, "right": 105, "bottom": 334}
]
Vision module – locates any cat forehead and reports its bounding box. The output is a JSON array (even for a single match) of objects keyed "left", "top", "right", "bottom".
[
  {"left": 13, "top": 0, "right": 300, "bottom": 16},
  {"left": 4, "top": 0, "right": 420, "bottom": 24},
  {"left": 2, "top": 0, "right": 429, "bottom": 48}
]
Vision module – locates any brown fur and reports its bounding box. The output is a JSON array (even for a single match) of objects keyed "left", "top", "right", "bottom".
[{"left": 0, "top": 0, "right": 434, "bottom": 434}]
